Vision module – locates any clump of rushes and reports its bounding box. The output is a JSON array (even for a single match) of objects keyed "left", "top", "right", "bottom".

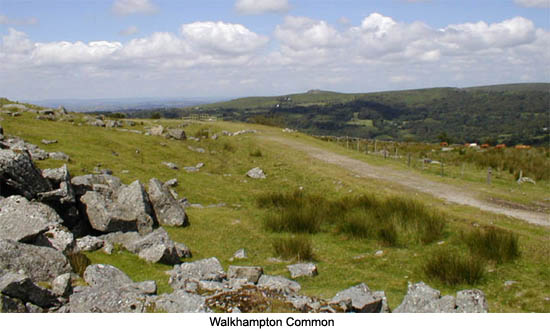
[
  {"left": 272, "top": 236, "right": 315, "bottom": 261},
  {"left": 423, "top": 249, "right": 485, "bottom": 286},
  {"left": 258, "top": 191, "right": 446, "bottom": 246},
  {"left": 249, "top": 149, "right": 263, "bottom": 157},
  {"left": 67, "top": 252, "right": 91, "bottom": 277},
  {"left": 462, "top": 226, "right": 520, "bottom": 263}
]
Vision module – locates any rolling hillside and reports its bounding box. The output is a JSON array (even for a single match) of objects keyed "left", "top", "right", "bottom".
[
  {"left": 175, "top": 83, "right": 550, "bottom": 146},
  {"left": 1, "top": 99, "right": 549, "bottom": 312}
]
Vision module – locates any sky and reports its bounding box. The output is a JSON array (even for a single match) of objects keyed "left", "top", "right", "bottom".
[{"left": 0, "top": 0, "right": 549, "bottom": 100}]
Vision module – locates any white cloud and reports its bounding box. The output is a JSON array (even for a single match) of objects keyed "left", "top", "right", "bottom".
[
  {"left": 514, "top": 0, "right": 550, "bottom": 8},
  {"left": 235, "top": 0, "right": 290, "bottom": 15},
  {"left": 112, "top": 0, "right": 158, "bottom": 16},
  {"left": 0, "top": 13, "right": 38, "bottom": 25},
  {"left": 275, "top": 16, "right": 347, "bottom": 51},
  {"left": 119, "top": 26, "right": 139, "bottom": 36},
  {"left": 180, "top": 21, "right": 269, "bottom": 54},
  {"left": 0, "top": 14, "right": 548, "bottom": 99}
]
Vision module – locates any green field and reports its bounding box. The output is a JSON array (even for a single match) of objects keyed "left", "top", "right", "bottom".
[{"left": 1, "top": 107, "right": 549, "bottom": 312}]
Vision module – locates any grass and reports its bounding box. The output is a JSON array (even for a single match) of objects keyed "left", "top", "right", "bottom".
[
  {"left": 462, "top": 226, "right": 521, "bottom": 263},
  {"left": 423, "top": 249, "right": 485, "bottom": 286},
  {"left": 259, "top": 191, "right": 446, "bottom": 247},
  {"left": 67, "top": 252, "right": 91, "bottom": 278},
  {"left": 272, "top": 236, "right": 315, "bottom": 261},
  {"left": 249, "top": 148, "right": 263, "bottom": 157},
  {"left": 1, "top": 107, "right": 549, "bottom": 312}
]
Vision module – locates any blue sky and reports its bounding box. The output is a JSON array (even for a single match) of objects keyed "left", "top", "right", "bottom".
[{"left": 1, "top": 0, "right": 549, "bottom": 99}]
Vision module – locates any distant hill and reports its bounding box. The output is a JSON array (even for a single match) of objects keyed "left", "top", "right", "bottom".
[{"left": 179, "top": 83, "right": 550, "bottom": 146}]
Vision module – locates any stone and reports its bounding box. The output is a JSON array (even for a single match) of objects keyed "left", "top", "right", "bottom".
[
  {"left": 175, "top": 242, "right": 192, "bottom": 259},
  {"left": 257, "top": 275, "right": 301, "bottom": 294},
  {"left": 33, "top": 224, "right": 75, "bottom": 253},
  {"left": 372, "top": 291, "right": 391, "bottom": 313},
  {"left": 115, "top": 180, "right": 155, "bottom": 234},
  {"left": 0, "top": 195, "right": 63, "bottom": 242},
  {"left": 99, "top": 231, "right": 141, "bottom": 251},
  {"left": 374, "top": 250, "right": 384, "bottom": 256},
  {"left": 150, "top": 125, "right": 164, "bottom": 136},
  {"left": 149, "top": 290, "right": 210, "bottom": 313},
  {"left": 246, "top": 167, "right": 266, "bottom": 179},
  {"left": 80, "top": 180, "right": 155, "bottom": 235},
  {"left": 162, "top": 162, "right": 179, "bottom": 170},
  {"left": 147, "top": 178, "right": 188, "bottom": 227},
  {"left": 184, "top": 166, "right": 199, "bottom": 173},
  {"left": 227, "top": 266, "right": 263, "bottom": 284},
  {"left": 38, "top": 164, "right": 78, "bottom": 226},
  {"left": 198, "top": 280, "right": 225, "bottom": 292},
  {"left": 169, "top": 257, "right": 226, "bottom": 290},
  {"left": 105, "top": 120, "right": 122, "bottom": 128},
  {"left": 49, "top": 152, "right": 70, "bottom": 161},
  {"left": 51, "top": 273, "right": 72, "bottom": 297},
  {"left": 392, "top": 282, "right": 475, "bottom": 313},
  {"left": 287, "top": 263, "right": 318, "bottom": 278},
  {"left": 41, "top": 139, "right": 57, "bottom": 145},
  {"left": 38, "top": 109, "right": 55, "bottom": 116},
  {"left": 0, "top": 272, "right": 59, "bottom": 308},
  {"left": 71, "top": 174, "right": 122, "bottom": 196},
  {"left": 329, "top": 283, "right": 382, "bottom": 313},
  {"left": 455, "top": 289, "right": 488, "bottom": 313},
  {"left": 88, "top": 119, "right": 105, "bottom": 127},
  {"left": 233, "top": 248, "right": 247, "bottom": 259},
  {"left": 0, "top": 149, "right": 51, "bottom": 199},
  {"left": 167, "top": 128, "right": 187, "bottom": 140},
  {"left": 164, "top": 178, "right": 178, "bottom": 187},
  {"left": 0, "top": 239, "right": 71, "bottom": 282},
  {"left": 125, "top": 228, "right": 180, "bottom": 265},
  {"left": 68, "top": 285, "right": 150, "bottom": 313},
  {"left": 286, "top": 295, "right": 314, "bottom": 312},
  {"left": 76, "top": 235, "right": 105, "bottom": 252},
  {"left": 138, "top": 244, "right": 180, "bottom": 265},
  {"left": 83, "top": 264, "right": 133, "bottom": 288}
]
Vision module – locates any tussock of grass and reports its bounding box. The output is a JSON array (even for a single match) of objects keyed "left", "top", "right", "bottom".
[
  {"left": 223, "top": 142, "right": 236, "bottom": 152},
  {"left": 259, "top": 191, "right": 446, "bottom": 246},
  {"left": 67, "top": 252, "right": 91, "bottom": 277},
  {"left": 249, "top": 149, "right": 263, "bottom": 157},
  {"left": 423, "top": 250, "right": 485, "bottom": 286},
  {"left": 273, "top": 236, "right": 314, "bottom": 261},
  {"left": 462, "top": 226, "right": 520, "bottom": 263}
]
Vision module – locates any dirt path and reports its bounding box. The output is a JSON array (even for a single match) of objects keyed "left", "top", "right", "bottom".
[{"left": 266, "top": 136, "right": 550, "bottom": 227}]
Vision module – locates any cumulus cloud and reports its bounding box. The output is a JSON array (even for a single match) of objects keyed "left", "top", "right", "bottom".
[
  {"left": 0, "top": 14, "right": 548, "bottom": 99},
  {"left": 0, "top": 13, "right": 38, "bottom": 25},
  {"left": 275, "top": 16, "right": 347, "bottom": 50},
  {"left": 112, "top": 0, "right": 158, "bottom": 16},
  {"left": 514, "top": 0, "right": 550, "bottom": 8},
  {"left": 119, "top": 26, "right": 139, "bottom": 36},
  {"left": 180, "top": 21, "right": 269, "bottom": 54},
  {"left": 235, "top": 0, "right": 290, "bottom": 15}
]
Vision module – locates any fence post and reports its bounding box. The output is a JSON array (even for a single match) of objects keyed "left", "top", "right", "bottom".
[
  {"left": 441, "top": 162, "right": 444, "bottom": 176},
  {"left": 487, "top": 167, "right": 492, "bottom": 185},
  {"left": 374, "top": 140, "right": 377, "bottom": 153},
  {"left": 346, "top": 137, "right": 349, "bottom": 149}
]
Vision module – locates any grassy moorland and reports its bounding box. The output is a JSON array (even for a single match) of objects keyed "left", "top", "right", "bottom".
[{"left": 1, "top": 106, "right": 549, "bottom": 312}]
